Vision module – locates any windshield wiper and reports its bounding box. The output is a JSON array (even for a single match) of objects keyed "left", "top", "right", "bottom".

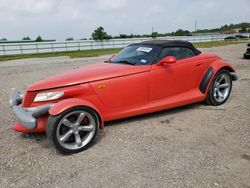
[{"left": 115, "top": 60, "right": 136, "bottom": 65}]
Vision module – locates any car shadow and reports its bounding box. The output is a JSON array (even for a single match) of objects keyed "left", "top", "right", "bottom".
[
  {"left": 19, "top": 102, "right": 205, "bottom": 154},
  {"left": 20, "top": 132, "right": 46, "bottom": 141}
]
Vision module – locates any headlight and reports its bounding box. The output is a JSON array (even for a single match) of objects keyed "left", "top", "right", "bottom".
[{"left": 34, "top": 91, "right": 64, "bottom": 102}]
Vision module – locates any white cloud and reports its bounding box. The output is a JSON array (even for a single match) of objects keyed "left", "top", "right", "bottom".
[
  {"left": 16, "top": 0, "right": 59, "bottom": 14},
  {"left": 96, "top": 0, "right": 127, "bottom": 9},
  {"left": 1, "top": 0, "right": 60, "bottom": 16}
]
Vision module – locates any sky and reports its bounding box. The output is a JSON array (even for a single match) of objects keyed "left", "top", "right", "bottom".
[{"left": 0, "top": 0, "right": 249, "bottom": 41}]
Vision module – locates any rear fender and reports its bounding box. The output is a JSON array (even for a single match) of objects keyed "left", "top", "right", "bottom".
[
  {"left": 49, "top": 98, "right": 104, "bottom": 129},
  {"left": 210, "top": 60, "right": 236, "bottom": 75},
  {"left": 200, "top": 60, "right": 236, "bottom": 94}
]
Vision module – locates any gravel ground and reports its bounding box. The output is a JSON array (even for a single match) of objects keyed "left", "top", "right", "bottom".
[{"left": 0, "top": 44, "right": 250, "bottom": 188}]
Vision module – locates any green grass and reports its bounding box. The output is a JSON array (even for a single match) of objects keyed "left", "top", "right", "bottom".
[
  {"left": 0, "top": 48, "right": 122, "bottom": 61},
  {"left": 0, "top": 40, "right": 249, "bottom": 61},
  {"left": 194, "top": 40, "right": 249, "bottom": 48}
]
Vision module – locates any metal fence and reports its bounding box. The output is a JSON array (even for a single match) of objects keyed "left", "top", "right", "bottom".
[{"left": 0, "top": 33, "right": 249, "bottom": 56}]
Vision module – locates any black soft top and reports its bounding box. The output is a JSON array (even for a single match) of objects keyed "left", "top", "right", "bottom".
[{"left": 133, "top": 40, "right": 201, "bottom": 55}]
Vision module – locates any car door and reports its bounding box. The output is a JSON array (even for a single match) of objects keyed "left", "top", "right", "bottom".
[
  {"left": 149, "top": 47, "right": 205, "bottom": 101},
  {"left": 91, "top": 66, "right": 150, "bottom": 109}
]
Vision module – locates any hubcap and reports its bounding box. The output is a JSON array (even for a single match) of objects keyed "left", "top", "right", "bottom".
[
  {"left": 213, "top": 73, "right": 231, "bottom": 103},
  {"left": 56, "top": 110, "right": 96, "bottom": 150}
]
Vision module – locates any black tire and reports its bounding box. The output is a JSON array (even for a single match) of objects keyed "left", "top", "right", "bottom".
[
  {"left": 244, "top": 53, "right": 250, "bottom": 59},
  {"left": 46, "top": 106, "right": 99, "bottom": 154},
  {"left": 205, "top": 69, "right": 232, "bottom": 106}
]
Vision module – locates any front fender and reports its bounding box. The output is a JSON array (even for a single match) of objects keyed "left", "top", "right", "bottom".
[{"left": 49, "top": 98, "right": 104, "bottom": 129}]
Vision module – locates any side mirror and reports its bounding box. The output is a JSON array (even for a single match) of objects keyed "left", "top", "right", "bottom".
[
  {"left": 105, "top": 54, "right": 116, "bottom": 63},
  {"left": 158, "top": 56, "right": 176, "bottom": 66}
]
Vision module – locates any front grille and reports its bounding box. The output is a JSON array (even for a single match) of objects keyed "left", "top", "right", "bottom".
[{"left": 22, "top": 91, "right": 37, "bottom": 107}]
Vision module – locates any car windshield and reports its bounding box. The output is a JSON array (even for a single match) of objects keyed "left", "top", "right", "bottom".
[{"left": 110, "top": 45, "right": 160, "bottom": 65}]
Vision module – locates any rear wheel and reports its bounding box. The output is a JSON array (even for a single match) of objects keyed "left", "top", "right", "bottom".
[
  {"left": 205, "top": 69, "right": 232, "bottom": 106},
  {"left": 46, "top": 106, "right": 99, "bottom": 153}
]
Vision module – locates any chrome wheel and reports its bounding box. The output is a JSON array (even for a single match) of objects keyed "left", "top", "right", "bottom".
[
  {"left": 56, "top": 110, "right": 96, "bottom": 150},
  {"left": 213, "top": 73, "right": 231, "bottom": 103}
]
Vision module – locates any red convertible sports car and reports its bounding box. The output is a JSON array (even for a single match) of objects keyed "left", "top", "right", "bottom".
[{"left": 9, "top": 40, "right": 238, "bottom": 153}]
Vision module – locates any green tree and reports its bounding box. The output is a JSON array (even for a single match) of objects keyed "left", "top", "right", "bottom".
[
  {"left": 174, "top": 29, "right": 191, "bottom": 36},
  {"left": 239, "top": 26, "right": 247, "bottom": 33},
  {"left": 91, "top": 26, "right": 111, "bottom": 40},
  {"left": 22, "top": 36, "right": 31, "bottom": 40},
  {"left": 35, "top": 35, "right": 43, "bottom": 42},
  {"left": 151, "top": 32, "right": 159, "bottom": 38},
  {"left": 119, "top": 34, "right": 128, "bottom": 38},
  {"left": 0, "top": 38, "right": 7, "bottom": 41}
]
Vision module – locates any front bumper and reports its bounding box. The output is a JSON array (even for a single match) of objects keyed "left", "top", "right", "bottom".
[{"left": 9, "top": 90, "right": 53, "bottom": 129}]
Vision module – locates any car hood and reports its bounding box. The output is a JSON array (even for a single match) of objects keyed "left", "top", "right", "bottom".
[{"left": 27, "top": 62, "right": 150, "bottom": 91}]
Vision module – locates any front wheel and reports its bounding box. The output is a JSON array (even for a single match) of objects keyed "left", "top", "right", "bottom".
[
  {"left": 205, "top": 69, "right": 232, "bottom": 106},
  {"left": 46, "top": 106, "right": 99, "bottom": 153}
]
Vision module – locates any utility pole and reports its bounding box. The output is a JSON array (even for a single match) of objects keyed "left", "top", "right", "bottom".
[{"left": 195, "top": 20, "right": 197, "bottom": 32}]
